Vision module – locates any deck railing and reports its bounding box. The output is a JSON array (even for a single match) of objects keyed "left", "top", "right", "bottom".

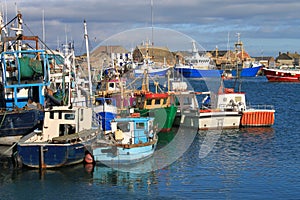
[
  {"left": 92, "top": 110, "right": 102, "bottom": 128},
  {"left": 246, "top": 104, "right": 275, "bottom": 110}
]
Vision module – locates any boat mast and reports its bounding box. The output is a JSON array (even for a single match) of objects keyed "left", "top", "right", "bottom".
[
  {"left": 234, "top": 33, "right": 243, "bottom": 92},
  {"left": 42, "top": 9, "right": 45, "bottom": 49},
  {"left": 84, "top": 19, "right": 93, "bottom": 106}
]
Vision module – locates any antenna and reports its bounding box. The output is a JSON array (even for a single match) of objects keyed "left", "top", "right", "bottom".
[
  {"left": 57, "top": 35, "right": 60, "bottom": 50},
  {"left": 151, "top": 0, "right": 154, "bottom": 45},
  {"left": 14, "top": 2, "right": 17, "bottom": 15},
  {"left": 42, "top": 9, "right": 45, "bottom": 49},
  {"left": 227, "top": 32, "right": 230, "bottom": 51},
  {"left": 227, "top": 32, "right": 230, "bottom": 61},
  {"left": 4, "top": 0, "right": 7, "bottom": 25}
]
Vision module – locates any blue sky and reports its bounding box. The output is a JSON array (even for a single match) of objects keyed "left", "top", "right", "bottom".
[{"left": 3, "top": 0, "right": 300, "bottom": 57}]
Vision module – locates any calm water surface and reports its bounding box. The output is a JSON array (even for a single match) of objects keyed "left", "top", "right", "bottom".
[{"left": 0, "top": 76, "right": 299, "bottom": 200}]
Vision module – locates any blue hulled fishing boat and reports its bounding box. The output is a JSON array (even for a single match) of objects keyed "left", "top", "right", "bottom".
[
  {"left": 13, "top": 105, "right": 99, "bottom": 168},
  {"left": 174, "top": 41, "right": 222, "bottom": 78},
  {"left": 12, "top": 19, "right": 101, "bottom": 169}
]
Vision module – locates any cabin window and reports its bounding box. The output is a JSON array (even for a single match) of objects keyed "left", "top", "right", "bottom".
[
  {"left": 109, "top": 82, "right": 115, "bottom": 89},
  {"left": 59, "top": 124, "right": 75, "bottom": 136},
  {"left": 105, "top": 99, "right": 112, "bottom": 105},
  {"left": 65, "top": 113, "right": 75, "bottom": 120},
  {"left": 163, "top": 98, "right": 168, "bottom": 105},
  {"left": 183, "top": 97, "right": 191, "bottom": 105},
  {"left": 59, "top": 124, "right": 65, "bottom": 136},
  {"left": 235, "top": 96, "right": 242, "bottom": 102},
  {"left": 146, "top": 99, "right": 152, "bottom": 105},
  {"left": 80, "top": 109, "right": 84, "bottom": 121},
  {"left": 96, "top": 99, "right": 104, "bottom": 106},
  {"left": 49, "top": 111, "right": 54, "bottom": 119},
  {"left": 59, "top": 111, "right": 62, "bottom": 119},
  {"left": 137, "top": 97, "right": 142, "bottom": 103},
  {"left": 117, "top": 122, "right": 130, "bottom": 132},
  {"left": 155, "top": 99, "right": 161, "bottom": 105},
  {"left": 136, "top": 122, "right": 145, "bottom": 130}
]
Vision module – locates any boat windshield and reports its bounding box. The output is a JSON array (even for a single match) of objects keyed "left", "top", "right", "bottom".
[{"left": 117, "top": 122, "right": 130, "bottom": 132}]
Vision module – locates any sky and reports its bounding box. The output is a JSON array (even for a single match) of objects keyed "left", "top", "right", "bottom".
[{"left": 2, "top": 0, "right": 300, "bottom": 57}]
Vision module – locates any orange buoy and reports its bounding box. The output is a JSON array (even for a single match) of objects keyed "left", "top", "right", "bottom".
[{"left": 84, "top": 153, "right": 94, "bottom": 164}]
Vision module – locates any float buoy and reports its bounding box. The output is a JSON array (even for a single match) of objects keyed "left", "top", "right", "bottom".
[{"left": 84, "top": 152, "right": 94, "bottom": 164}]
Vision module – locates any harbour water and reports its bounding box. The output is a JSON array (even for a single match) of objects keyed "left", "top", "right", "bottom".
[{"left": 0, "top": 76, "right": 299, "bottom": 199}]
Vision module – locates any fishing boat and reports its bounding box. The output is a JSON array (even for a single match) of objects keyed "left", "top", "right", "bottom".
[
  {"left": 222, "top": 62, "right": 263, "bottom": 78},
  {"left": 134, "top": 91, "right": 177, "bottom": 132},
  {"left": 263, "top": 67, "right": 300, "bottom": 82},
  {"left": 133, "top": 50, "right": 170, "bottom": 78},
  {"left": 174, "top": 41, "right": 223, "bottom": 78},
  {"left": 0, "top": 14, "right": 50, "bottom": 144},
  {"left": 131, "top": 70, "right": 178, "bottom": 132},
  {"left": 232, "top": 62, "right": 263, "bottom": 77},
  {"left": 95, "top": 78, "right": 132, "bottom": 108},
  {"left": 93, "top": 97, "right": 117, "bottom": 133},
  {"left": 13, "top": 105, "right": 99, "bottom": 168},
  {"left": 94, "top": 76, "right": 134, "bottom": 133},
  {"left": 12, "top": 20, "right": 100, "bottom": 169},
  {"left": 134, "top": 66, "right": 169, "bottom": 77},
  {"left": 198, "top": 85, "right": 275, "bottom": 129},
  {"left": 197, "top": 88, "right": 242, "bottom": 130},
  {"left": 168, "top": 80, "right": 199, "bottom": 128},
  {"left": 90, "top": 115, "right": 158, "bottom": 165}
]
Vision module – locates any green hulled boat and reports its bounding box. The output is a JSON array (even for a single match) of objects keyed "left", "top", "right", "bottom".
[{"left": 134, "top": 92, "right": 177, "bottom": 132}]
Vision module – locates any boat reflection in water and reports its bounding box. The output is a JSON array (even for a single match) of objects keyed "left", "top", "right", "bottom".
[
  {"left": 239, "top": 127, "right": 275, "bottom": 143},
  {"left": 87, "top": 164, "right": 158, "bottom": 192}
]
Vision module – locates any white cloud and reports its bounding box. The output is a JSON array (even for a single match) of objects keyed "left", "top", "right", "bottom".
[{"left": 2, "top": 0, "right": 300, "bottom": 56}]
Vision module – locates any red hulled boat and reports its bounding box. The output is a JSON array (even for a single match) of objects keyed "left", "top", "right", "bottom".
[{"left": 263, "top": 68, "right": 300, "bottom": 82}]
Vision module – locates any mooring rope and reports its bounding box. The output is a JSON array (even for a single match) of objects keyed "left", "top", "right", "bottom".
[{"left": 0, "top": 110, "right": 8, "bottom": 129}]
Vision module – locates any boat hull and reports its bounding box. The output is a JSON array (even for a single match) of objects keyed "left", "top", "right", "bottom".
[
  {"left": 16, "top": 142, "right": 88, "bottom": 168},
  {"left": 0, "top": 109, "right": 42, "bottom": 145},
  {"left": 136, "top": 105, "right": 177, "bottom": 132},
  {"left": 240, "top": 110, "right": 275, "bottom": 127},
  {"left": 231, "top": 65, "right": 262, "bottom": 77},
  {"left": 263, "top": 68, "right": 300, "bottom": 82},
  {"left": 134, "top": 67, "right": 169, "bottom": 77},
  {"left": 174, "top": 67, "right": 223, "bottom": 78},
  {"left": 93, "top": 143, "right": 156, "bottom": 165},
  {"left": 199, "top": 111, "right": 242, "bottom": 130},
  {"left": 176, "top": 112, "right": 199, "bottom": 129}
]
